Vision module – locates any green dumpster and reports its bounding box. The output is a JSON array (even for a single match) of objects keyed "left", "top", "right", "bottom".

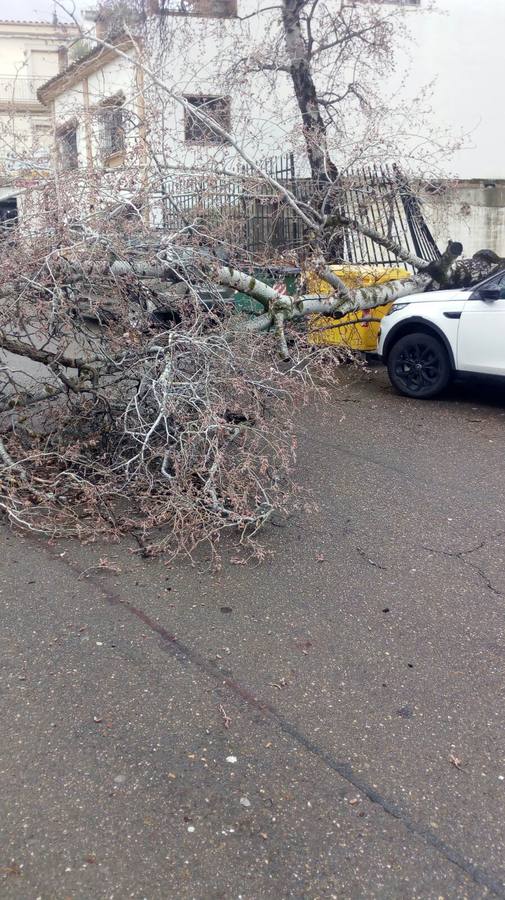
[{"left": 231, "top": 267, "right": 300, "bottom": 313}]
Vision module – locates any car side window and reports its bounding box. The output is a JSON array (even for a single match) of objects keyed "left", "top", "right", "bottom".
[{"left": 481, "top": 271, "right": 505, "bottom": 299}]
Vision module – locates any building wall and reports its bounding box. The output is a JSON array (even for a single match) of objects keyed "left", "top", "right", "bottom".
[
  {"left": 36, "top": 1, "right": 505, "bottom": 256},
  {"left": 49, "top": 16, "right": 292, "bottom": 188},
  {"left": 425, "top": 181, "right": 505, "bottom": 258},
  {"left": 384, "top": 0, "right": 505, "bottom": 254},
  {"left": 0, "top": 20, "right": 78, "bottom": 178},
  {"left": 402, "top": 0, "right": 505, "bottom": 182}
]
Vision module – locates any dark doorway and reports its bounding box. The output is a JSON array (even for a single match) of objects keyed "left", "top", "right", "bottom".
[{"left": 0, "top": 197, "right": 18, "bottom": 242}]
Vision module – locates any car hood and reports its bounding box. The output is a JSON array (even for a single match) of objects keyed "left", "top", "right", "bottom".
[{"left": 398, "top": 288, "right": 470, "bottom": 305}]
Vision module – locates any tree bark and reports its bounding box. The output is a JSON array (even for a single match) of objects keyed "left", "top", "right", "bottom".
[{"left": 281, "top": 0, "right": 337, "bottom": 186}]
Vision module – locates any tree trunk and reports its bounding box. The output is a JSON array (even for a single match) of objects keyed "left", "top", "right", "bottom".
[{"left": 281, "top": 0, "right": 337, "bottom": 187}]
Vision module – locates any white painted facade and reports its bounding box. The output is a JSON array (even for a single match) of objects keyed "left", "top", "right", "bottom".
[
  {"left": 33, "top": 0, "right": 505, "bottom": 254},
  {"left": 386, "top": 0, "right": 505, "bottom": 253},
  {"left": 49, "top": 14, "right": 294, "bottom": 173},
  {"left": 400, "top": 0, "right": 505, "bottom": 181},
  {"left": 0, "top": 19, "right": 78, "bottom": 191}
]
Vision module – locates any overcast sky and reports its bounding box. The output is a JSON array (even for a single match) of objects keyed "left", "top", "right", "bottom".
[{"left": 0, "top": 0, "right": 81, "bottom": 22}]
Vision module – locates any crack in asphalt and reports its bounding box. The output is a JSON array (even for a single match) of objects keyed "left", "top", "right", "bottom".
[
  {"left": 35, "top": 539, "right": 505, "bottom": 899},
  {"left": 355, "top": 546, "right": 387, "bottom": 570},
  {"left": 307, "top": 435, "right": 427, "bottom": 482},
  {"left": 422, "top": 535, "right": 505, "bottom": 598}
]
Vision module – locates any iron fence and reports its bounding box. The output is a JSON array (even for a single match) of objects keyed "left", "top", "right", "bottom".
[{"left": 159, "top": 156, "right": 440, "bottom": 266}]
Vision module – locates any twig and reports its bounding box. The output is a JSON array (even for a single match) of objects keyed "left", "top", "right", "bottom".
[{"left": 219, "top": 705, "right": 231, "bottom": 729}]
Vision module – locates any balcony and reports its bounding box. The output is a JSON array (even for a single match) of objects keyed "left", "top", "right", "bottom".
[{"left": 0, "top": 75, "right": 49, "bottom": 108}]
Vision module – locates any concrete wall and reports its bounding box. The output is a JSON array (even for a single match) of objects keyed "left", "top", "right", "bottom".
[{"left": 425, "top": 181, "right": 505, "bottom": 258}]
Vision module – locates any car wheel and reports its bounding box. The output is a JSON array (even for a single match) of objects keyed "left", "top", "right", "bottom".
[{"left": 387, "top": 332, "right": 452, "bottom": 399}]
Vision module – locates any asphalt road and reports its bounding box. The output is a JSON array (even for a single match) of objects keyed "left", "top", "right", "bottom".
[{"left": 2, "top": 367, "right": 505, "bottom": 899}]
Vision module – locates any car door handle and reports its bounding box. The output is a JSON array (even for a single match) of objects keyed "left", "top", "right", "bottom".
[{"left": 443, "top": 311, "right": 461, "bottom": 319}]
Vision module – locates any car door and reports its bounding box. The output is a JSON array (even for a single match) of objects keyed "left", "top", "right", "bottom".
[{"left": 457, "top": 272, "right": 505, "bottom": 375}]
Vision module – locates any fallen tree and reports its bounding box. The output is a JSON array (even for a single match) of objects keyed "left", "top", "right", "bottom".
[
  {"left": 1, "top": 0, "right": 503, "bottom": 558},
  {"left": 2, "top": 221, "right": 501, "bottom": 560}
]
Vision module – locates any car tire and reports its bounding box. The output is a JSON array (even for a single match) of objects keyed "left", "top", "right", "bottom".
[{"left": 387, "top": 332, "right": 452, "bottom": 399}]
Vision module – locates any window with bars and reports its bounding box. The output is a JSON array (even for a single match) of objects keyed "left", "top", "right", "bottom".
[
  {"left": 99, "top": 97, "right": 125, "bottom": 160},
  {"left": 184, "top": 95, "right": 231, "bottom": 144},
  {"left": 57, "top": 124, "right": 78, "bottom": 170}
]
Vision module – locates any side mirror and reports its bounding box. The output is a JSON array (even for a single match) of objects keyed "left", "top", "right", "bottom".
[{"left": 479, "top": 287, "right": 501, "bottom": 301}]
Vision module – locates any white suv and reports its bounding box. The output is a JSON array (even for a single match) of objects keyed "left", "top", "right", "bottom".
[{"left": 377, "top": 269, "right": 505, "bottom": 398}]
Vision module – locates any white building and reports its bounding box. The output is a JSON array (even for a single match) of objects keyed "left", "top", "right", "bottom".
[
  {"left": 391, "top": 0, "right": 505, "bottom": 254},
  {"left": 33, "top": 0, "right": 505, "bottom": 256},
  {"left": 0, "top": 18, "right": 78, "bottom": 224}
]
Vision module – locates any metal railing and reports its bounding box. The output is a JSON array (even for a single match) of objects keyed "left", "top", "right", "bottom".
[
  {"left": 0, "top": 75, "right": 48, "bottom": 104},
  {"left": 159, "top": 159, "right": 441, "bottom": 265}
]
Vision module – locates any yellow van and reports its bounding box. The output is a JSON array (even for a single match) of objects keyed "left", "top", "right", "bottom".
[{"left": 306, "top": 265, "right": 410, "bottom": 351}]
